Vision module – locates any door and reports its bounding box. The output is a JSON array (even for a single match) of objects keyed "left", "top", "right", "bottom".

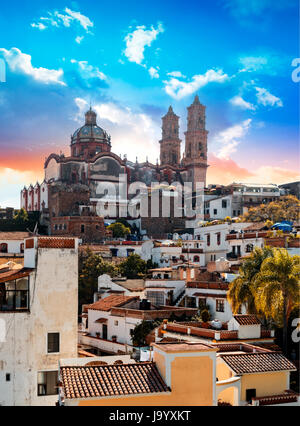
[{"left": 102, "top": 324, "right": 108, "bottom": 340}]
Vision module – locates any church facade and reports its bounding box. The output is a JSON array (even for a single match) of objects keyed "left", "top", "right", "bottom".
[{"left": 20, "top": 96, "right": 208, "bottom": 239}]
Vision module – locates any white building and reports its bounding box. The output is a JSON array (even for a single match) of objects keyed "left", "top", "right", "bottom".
[
  {"left": 194, "top": 222, "right": 250, "bottom": 264},
  {"left": 151, "top": 243, "right": 182, "bottom": 267},
  {"left": 0, "top": 232, "right": 31, "bottom": 255},
  {"left": 80, "top": 294, "right": 197, "bottom": 355},
  {"left": 145, "top": 267, "right": 185, "bottom": 306},
  {"left": 0, "top": 236, "right": 78, "bottom": 406},
  {"left": 226, "top": 230, "right": 266, "bottom": 260},
  {"left": 103, "top": 240, "right": 153, "bottom": 260},
  {"left": 204, "top": 184, "right": 280, "bottom": 220}
]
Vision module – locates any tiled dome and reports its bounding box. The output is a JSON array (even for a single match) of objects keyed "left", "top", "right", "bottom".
[{"left": 71, "top": 108, "right": 111, "bottom": 145}]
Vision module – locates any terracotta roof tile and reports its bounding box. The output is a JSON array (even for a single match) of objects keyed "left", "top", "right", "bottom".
[
  {"left": 60, "top": 363, "right": 168, "bottom": 400},
  {"left": 87, "top": 295, "right": 139, "bottom": 312},
  {"left": 0, "top": 232, "right": 31, "bottom": 240},
  {"left": 0, "top": 267, "right": 34, "bottom": 284},
  {"left": 233, "top": 315, "right": 261, "bottom": 325},
  {"left": 221, "top": 352, "right": 296, "bottom": 374}
]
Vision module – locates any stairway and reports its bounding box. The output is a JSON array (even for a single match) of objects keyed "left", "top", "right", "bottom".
[{"left": 173, "top": 289, "right": 186, "bottom": 307}]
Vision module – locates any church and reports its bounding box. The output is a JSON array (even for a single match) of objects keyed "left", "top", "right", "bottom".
[{"left": 20, "top": 95, "right": 208, "bottom": 240}]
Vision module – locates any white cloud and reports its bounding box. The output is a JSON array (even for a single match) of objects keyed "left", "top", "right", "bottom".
[
  {"left": 163, "top": 69, "right": 229, "bottom": 100},
  {"left": 0, "top": 47, "right": 66, "bottom": 85},
  {"left": 31, "top": 7, "right": 93, "bottom": 34},
  {"left": 64, "top": 8, "right": 93, "bottom": 32},
  {"left": 213, "top": 119, "right": 252, "bottom": 159},
  {"left": 75, "top": 35, "right": 84, "bottom": 44},
  {"left": 124, "top": 23, "right": 164, "bottom": 65},
  {"left": 148, "top": 66, "right": 159, "bottom": 79},
  {"left": 255, "top": 86, "right": 283, "bottom": 107},
  {"left": 230, "top": 95, "right": 256, "bottom": 110},
  {"left": 74, "top": 98, "right": 160, "bottom": 163},
  {"left": 31, "top": 22, "right": 47, "bottom": 30},
  {"left": 239, "top": 56, "right": 268, "bottom": 73},
  {"left": 167, "top": 71, "right": 186, "bottom": 78},
  {"left": 71, "top": 59, "right": 106, "bottom": 81}
]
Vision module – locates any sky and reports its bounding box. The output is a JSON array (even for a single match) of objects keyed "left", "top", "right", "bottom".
[{"left": 0, "top": 0, "right": 299, "bottom": 208}]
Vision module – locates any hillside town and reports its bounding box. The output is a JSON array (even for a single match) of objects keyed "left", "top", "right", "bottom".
[{"left": 0, "top": 99, "right": 299, "bottom": 407}]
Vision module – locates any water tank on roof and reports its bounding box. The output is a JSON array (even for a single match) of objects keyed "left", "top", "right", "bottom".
[
  {"left": 139, "top": 299, "right": 151, "bottom": 310},
  {"left": 211, "top": 319, "right": 222, "bottom": 330}
]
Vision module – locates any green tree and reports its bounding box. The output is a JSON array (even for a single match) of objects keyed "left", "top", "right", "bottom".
[
  {"left": 79, "top": 249, "right": 119, "bottom": 307},
  {"left": 130, "top": 319, "right": 162, "bottom": 346},
  {"left": 14, "top": 208, "right": 28, "bottom": 223},
  {"left": 227, "top": 247, "right": 273, "bottom": 315},
  {"left": 254, "top": 249, "right": 300, "bottom": 354},
  {"left": 241, "top": 195, "right": 300, "bottom": 223},
  {"left": 107, "top": 222, "right": 131, "bottom": 238},
  {"left": 119, "top": 253, "right": 148, "bottom": 279}
]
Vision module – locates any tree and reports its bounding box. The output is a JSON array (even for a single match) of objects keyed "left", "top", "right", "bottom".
[
  {"left": 119, "top": 253, "right": 148, "bottom": 279},
  {"left": 107, "top": 222, "right": 131, "bottom": 238},
  {"left": 227, "top": 247, "right": 273, "bottom": 315},
  {"left": 79, "top": 249, "right": 119, "bottom": 307},
  {"left": 254, "top": 248, "right": 300, "bottom": 354},
  {"left": 130, "top": 319, "right": 162, "bottom": 347},
  {"left": 13, "top": 208, "right": 28, "bottom": 223},
  {"left": 201, "top": 309, "right": 211, "bottom": 323},
  {"left": 241, "top": 195, "right": 300, "bottom": 223}
]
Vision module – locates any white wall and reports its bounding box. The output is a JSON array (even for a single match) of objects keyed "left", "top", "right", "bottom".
[
  {"left": 0, "top": 240, "right": 24, "bottom": 254},
  {"left": 0, "top": 239, "right": 78, "bottom": 406}
]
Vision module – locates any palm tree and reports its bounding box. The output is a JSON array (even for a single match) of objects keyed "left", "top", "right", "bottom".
[
  {"left": 227, "top": 247, "right": 273, "bottom": 315},
  {"left": 254, "top": 248, "right": 300, "bottom": 354}
]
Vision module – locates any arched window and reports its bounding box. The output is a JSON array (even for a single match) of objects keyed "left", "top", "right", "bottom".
[
  {"left": 0, "top": 243, "right": 8, "bottom": 253},
  {"left": 246, "top": 244, "right": 254, "bottom": 253},
  {"left": 193, "top": 255, "right": 200, "bottom": 262}
]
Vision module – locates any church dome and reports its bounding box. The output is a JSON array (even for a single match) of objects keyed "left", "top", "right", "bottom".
[{"left": 71, "top": 108, "right": 111, "bottom": 146}]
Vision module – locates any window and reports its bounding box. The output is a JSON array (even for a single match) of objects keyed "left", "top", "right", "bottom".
[
  {"left": 217, "top": 233, "right": 221, "bottom": 246},
  {"left": 37, "top": 371, "right": 58, "bottom": 396},
  {"left": 246, "top": 388, "right": 256, "bottom": 403},
  {"left": 216, "top": 299, "right": 225, "bottom": 312},
  {"left": 81, "top": 224, "right": 85, "bottom": 233},
  {"left": 6, "top": 373, "right": 10, "bottom": 382},
  {"left": 114, "top": 320, "right": 118, "bottom": 326},
  {"left": 47, "top": 333, "right": 60, "bottom": 353},
  {"left": 20, "top": 243, "right": 24, "bottom": 253},
  {"left": 206, "top": 234, "right": 210, "bottom": 246},
  {"left": 246, "top": 244, "right": 254, "bottom": 253},
  {"left": 193, "top": 255, "right": 200, "bottom": 262},
  {"left": 213, "top": 209, "right": 217, "bottom": 215},
  {"left": 0, "top": 243, "right": 8, "bottom": 253},
  {"left": 0, "top": 277, "right": 29, "bottom": 311},
  {"left": 222, "top": 200, "right": 227, "bottom": 208},
  {"left": 233, "top": 210, "right": 236, "bottom": 216}
]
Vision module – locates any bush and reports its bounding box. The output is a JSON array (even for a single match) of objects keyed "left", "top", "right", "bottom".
[{"left": 201, "top": 309, "right": 211, "bottom": 323}]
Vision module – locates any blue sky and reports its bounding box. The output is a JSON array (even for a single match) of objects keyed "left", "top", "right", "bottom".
[{"left": 0, "top": 0, "right": 299, "bottom": 207}]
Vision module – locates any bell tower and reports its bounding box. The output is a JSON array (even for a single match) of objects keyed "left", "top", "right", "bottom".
[
  {"left": 159, "top": 106, "right": 181, "bottom": 166},
  {"left": 183, "top": 95, "right": 208, "bottom": 189}
]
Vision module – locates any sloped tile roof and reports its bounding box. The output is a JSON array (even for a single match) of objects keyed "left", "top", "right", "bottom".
[
  {"left": 60, "top": 362, "right": 168, "bottom": 399},
  {"left": 0, "top": 232, "right": 31, "bottom": 240},
  {"left": 87, "top": 295, "right": 139, "bottom": 311},
  {"left": 220, "top": 352, "right": 296, "bottom": 374},
  {"left": 0, "top": 267, "right": 34, "bottom": 284},
  {"left": 233, "top": 315, "right": 261, "bottom": 325}
]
